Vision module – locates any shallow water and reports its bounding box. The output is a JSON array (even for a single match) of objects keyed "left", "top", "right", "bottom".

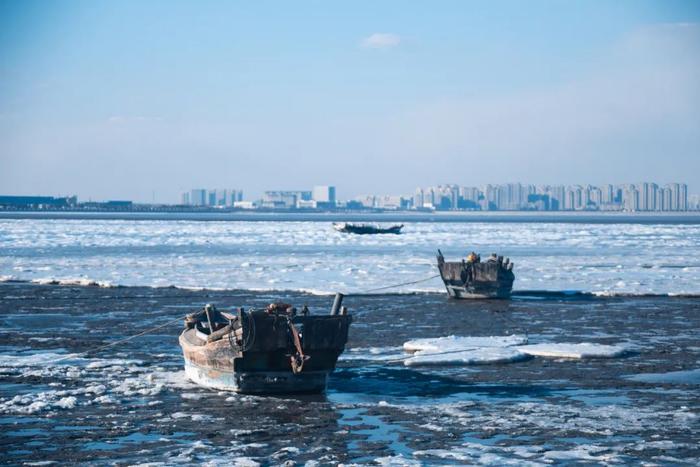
[
  {"left": 2, "top": 219, "right": 700, "bottom": 295},
  {"left": 1, "top": 284, "right": 698, "bottom": 465}
]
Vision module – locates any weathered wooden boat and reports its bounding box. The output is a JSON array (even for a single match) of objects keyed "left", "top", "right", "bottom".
[
  {"left": 333, "top": 223, "right": 403, "bottom": 235},
  {"left": 179, "top": 294, "right": 351, "bottom": 394},
  {"left": 436, "top": 250, "right": 515, "bottom": 299}
]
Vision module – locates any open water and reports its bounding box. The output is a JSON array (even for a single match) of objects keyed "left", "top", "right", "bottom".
[{"left": 0, "top": 216, "right": 699, "bottom": 465}]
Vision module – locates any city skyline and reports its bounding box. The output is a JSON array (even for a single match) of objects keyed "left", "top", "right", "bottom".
[
  {"left": 4, "top": 180, "right": 697, "bottom": 212},
  {"left": 2, "top": 1, "right": 699, "bottom": 202}
]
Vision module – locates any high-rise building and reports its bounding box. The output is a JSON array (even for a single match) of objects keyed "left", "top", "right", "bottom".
[
  {"left": 668, "top": 183, "right": 681, "bottom": 211},
  {"left": 482, "top": 184, "right": 499, "bottom": 210},
  {"left": 312, "top": 186, "right": 336, "bottom": 205},
  {"left": 460, "top": 186, "right": 480, "bottom": 203},
  {"left": 226, "top": 189, "right": 243, "bottom": 206},
  {"left": 206, "top": 190, "right": 216, "bottom": 206},
  {"left": 623, "top": 185, "right": 639, "bottom": 211},
  {"left": 688, "top": 194, "right": 700, "bottom": 211},
  {"left": 190, "top": 189, "right": 206, "bottom": 206},
  {"left": 588, "top": 186, "right": 602, "bottom": 208},
  {"left": 182, "top": 188, "right": 243, "bottom": 206},
  {"left": 548, "top": 185, "right": 565, "bottom": 211},
  {"left": 660, "top": 186, "right": 671, "bottom": 211},
  {"left": 602, "top": 184, "right": 615, "bottom": 204},
  {"left": 413, "top": 188, "right": 425, "bottom": 209},
  {"left": 680, "top": 183, "right": 688, "bottom": 211}
]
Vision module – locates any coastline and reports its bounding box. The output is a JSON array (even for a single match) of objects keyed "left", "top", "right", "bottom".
[{"left": 2, "top": 280, "right": 699, "bottom": 299}]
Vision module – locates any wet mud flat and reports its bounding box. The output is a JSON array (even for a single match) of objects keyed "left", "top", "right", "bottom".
[{"left": 1, "top": 283, "right": 699, "bottom": 465}]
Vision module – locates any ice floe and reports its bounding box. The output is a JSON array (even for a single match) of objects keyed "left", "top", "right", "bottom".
[
  {"left": 31, "top": 277, "right": 114, "bottom": 288},
  {"left": 403, "top": 335, "right": 528, "bottom": 353},
  {"left": 404, "top": 347, "right": 530, "bottom": 366},
  {"left": 516, "top": 342, "right": 630, "bottom": 359},
  {"left": 400, "top": 335, "right": 631, "bottom": 366},
  {"left": 340, "top": 346, "right": 406, "bottom": 362},
  {"left": 626, "top": 368, "right": 700, "bottom": 385},
  {"left": 401, "top": 335, "right": 529, "bottom": 366}
]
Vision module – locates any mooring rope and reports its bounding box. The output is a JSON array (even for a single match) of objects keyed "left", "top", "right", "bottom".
[
  {"left": 42, "top": 273, "right": 443, "bottom": 364},
  {"left": 354, "top": 273, "right": 441, "bottom": 294},
  {"left": 51, "top": 314, "right": 190, "bottom": 364}
]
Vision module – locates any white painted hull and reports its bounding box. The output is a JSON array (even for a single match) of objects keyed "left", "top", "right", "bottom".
[{"left": 184, "top": 359, "right": 329, "bottom": 394}]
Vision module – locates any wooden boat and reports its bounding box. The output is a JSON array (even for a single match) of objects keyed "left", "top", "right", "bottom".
[
  {"left": 333, "top": 223, "right": 403, "bottom": 235},
  {"left": 436, "top": 250, "right": 515, "bottom": 299},
  {"left": 179, "top": 294, "right": 351, "bottom": 394}
]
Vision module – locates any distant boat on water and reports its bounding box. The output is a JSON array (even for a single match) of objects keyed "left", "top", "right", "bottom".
[{"left": 333, "top": 223, "right": 403, "bottom": 235}]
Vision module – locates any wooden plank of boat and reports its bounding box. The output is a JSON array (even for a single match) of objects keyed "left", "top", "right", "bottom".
[{"left": 436, "top": 250, "right": 515, "bottom": 299}]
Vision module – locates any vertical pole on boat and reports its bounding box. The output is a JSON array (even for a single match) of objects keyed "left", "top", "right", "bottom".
[
  {"left": 204, "top": 304, "right": 214, "bottom": 332},
  {"left": 330, "top": 293, "right": 344, "bottom": 315}
]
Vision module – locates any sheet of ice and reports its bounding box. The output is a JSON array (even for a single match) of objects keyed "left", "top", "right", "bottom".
[
  {"left": 404, "top": 347, "right": 530, "bottom": 366},
  {"left": 2, "top": 219, "right": 700, "bottom": 294},
  {"left": 340, "top": 346, "right": 406, "bottom": 362},
  {"left": 517, "top": 342, "right": 630, "bottom": 359},
  {"left": 403, "top": 335, "right": 528, "bottom": 353},
  {"left": 626, "top": 368, "right": 700, "bottom": 385}
]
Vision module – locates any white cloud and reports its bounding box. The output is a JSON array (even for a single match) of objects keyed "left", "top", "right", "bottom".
[
  {"left": 107, "top": 115, "right": 163, "bottom": 124},
  {"left": 361, "top": 33, "right": 401, "bottom": 49}
]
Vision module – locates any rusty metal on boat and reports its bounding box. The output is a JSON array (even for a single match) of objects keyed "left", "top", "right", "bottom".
[{"left": 179, "top": 294, "right": 351, "bottom": 394}]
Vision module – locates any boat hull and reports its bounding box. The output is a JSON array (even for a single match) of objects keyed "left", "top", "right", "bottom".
[
  {"left": 184, "top": 359, "right": 329, "bottom": 394},
  {"left": 437, "top": 252, "right": 515, "bottom": 299},
  {"left": 334, "top": 223, "right": 403, "bottom": 235},
  {"left": 444, "top": 284, "right": 513, "bottom": 299},
  {"left": 179, "top": 311, "right": 351, "bottom": 394}
]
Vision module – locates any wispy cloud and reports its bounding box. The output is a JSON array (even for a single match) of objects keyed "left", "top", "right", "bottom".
[
  {"left": 361, "top": 33, "right": 400, "bottom": 49},
  {"left": 107, "top": 115, "right": 163, "bottom": 124}
]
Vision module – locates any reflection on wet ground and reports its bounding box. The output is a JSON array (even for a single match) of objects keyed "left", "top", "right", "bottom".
[{"left": 1, "top": 283, "right": 699, "bottom": 465}]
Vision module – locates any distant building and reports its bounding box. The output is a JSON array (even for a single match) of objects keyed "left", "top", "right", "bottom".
[
  {"left": 81, "top": 200, "right": 133, "bottom": 210},
  {"left": 312, "top": 186, "right": 336, "bottom": 207},
  {"left": 296, "top": 199, "right": 317, "bottom": 209},
  {"left": 0, "top": 195, "right": 77, "bottom": 209},
  {"left": 262, "top": 191, "right": 311, "bottom": 209},
  {"left": 181, "top": 188, "right": 243, "bottom": 207},
  {"left": 375, "top": 195, "right": 404, "bottom": 210},
  {"left": 623, "top": 185, "right": 640, "bottom": 211},
  {"left": 689, "top": 194, "right": 700, "bottom": 211},
  {"left": 190, "top": 189, "right": 206, "bottom": 206},
  {"left": 233, "top": 201, "right": 255, "bottom": 209}
]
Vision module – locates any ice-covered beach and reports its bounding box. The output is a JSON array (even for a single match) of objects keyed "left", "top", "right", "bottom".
[
  {"left": 1, "top": 283, "right": 699, "bottom": 465},
  {"left": 1, "top": 217, "right": 699, "bottom": 464}
]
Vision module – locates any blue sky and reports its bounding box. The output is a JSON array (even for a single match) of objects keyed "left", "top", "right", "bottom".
[{"left": 1, "top": 0, "right": 699, "bottom": 201}]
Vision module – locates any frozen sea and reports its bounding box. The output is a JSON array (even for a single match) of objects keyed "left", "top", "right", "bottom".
[
  {"left": 1, "top": 216, "right": 700, "bottom": 295},
  {"left": 0, "top": 215, "right": 699, "bottom": 465}
]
